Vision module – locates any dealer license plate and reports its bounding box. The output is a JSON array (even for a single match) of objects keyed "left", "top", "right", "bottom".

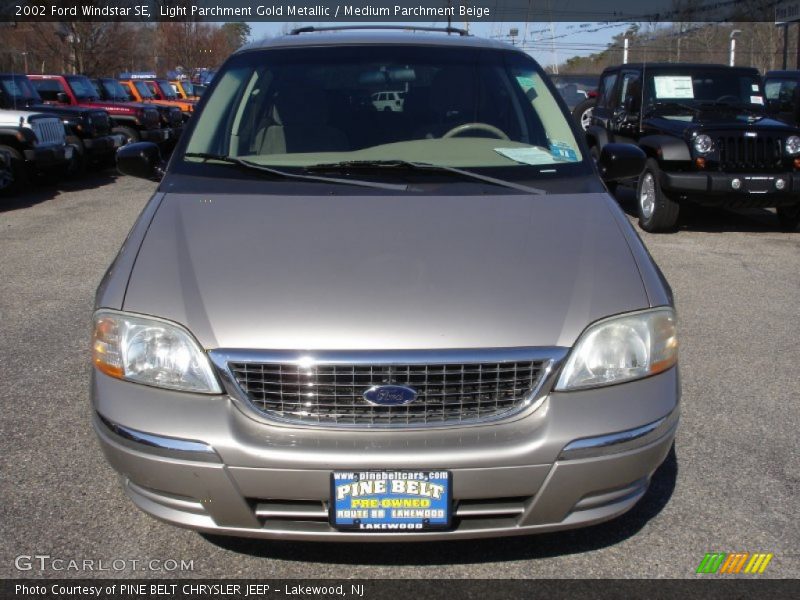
[{"left": 330, "top": 470, "right": 451, "bottom": 532}]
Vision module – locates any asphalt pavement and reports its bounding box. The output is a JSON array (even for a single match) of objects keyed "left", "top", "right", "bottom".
[{"left": 0, "top": 171, "right": 797, "bottom": 579}]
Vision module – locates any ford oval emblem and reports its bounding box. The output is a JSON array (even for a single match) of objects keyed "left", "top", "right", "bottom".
[{"left": 363, "top": 385, "right": 418, "bottom": 406}]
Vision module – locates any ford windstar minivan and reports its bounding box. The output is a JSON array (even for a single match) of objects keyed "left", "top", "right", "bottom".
[{"left": 92, "top": 26, "right": 679, "bottom": 540}]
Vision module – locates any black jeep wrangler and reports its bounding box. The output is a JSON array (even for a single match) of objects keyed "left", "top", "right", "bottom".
[{"left": 588, "top": 63, "right": 800, "bottom": 232}]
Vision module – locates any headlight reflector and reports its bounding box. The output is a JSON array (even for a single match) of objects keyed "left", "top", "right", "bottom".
[
  {"left": 693, "top": 134, "right": 713, "bottom": 154},
  {"left": 785, "top": 135, "right": 800, "bottom": 155},
  {"left": 92, "top": 310, "right": 222, "bottom": 393},
  {"left": 555, "top": 308, "right": 677, "bottom": 391}
]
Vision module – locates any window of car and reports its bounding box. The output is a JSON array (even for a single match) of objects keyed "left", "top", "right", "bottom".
[
  {"left": 184, "top": 45, "right": 588, "bottom": 179},
  {"left": 596, "top": 72, "right": 619, "bottom": 109},
  {"left": 765, "top": 78, "right": 797, "bottom": 111},
  {"left": 644, "top": 69, "right": 764, "bottom": 113},
  {"left": 619, "top": 72, "right": 642, "bottom": 112},
  {"left": 30, "top": 78, "right": 65, "bottom": 101}
]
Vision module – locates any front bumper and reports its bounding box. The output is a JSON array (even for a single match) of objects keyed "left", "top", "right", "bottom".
[
  {"left": 92, "top": 367, "right": 679, "bottom": 541},
  {"left": 24, "top": 144, "right": 73, "bottom": 168},
  {"left": 83, "top": 133, "right": 126, "bottom": 156},
  {"left": 661, "top": 170, "right": 800, "bottom": 206}
]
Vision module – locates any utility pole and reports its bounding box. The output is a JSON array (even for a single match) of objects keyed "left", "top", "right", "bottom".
[
  {"left": 729, "top": 29, "right": 741, "bottom": 67},
  {"left": 782, "top": 22, "right": 789, "bottom": 69}
]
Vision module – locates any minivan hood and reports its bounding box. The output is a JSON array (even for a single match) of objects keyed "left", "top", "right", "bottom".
[{"left": 123, "top": 192, "right": 648, "bottom": 350}]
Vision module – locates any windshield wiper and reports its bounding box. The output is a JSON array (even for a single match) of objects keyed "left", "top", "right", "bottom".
[
  {"left": 306, "top": 160, "right": 547, "bottom": 195},
  {"left": 183, "top": 153, "right": 409, "bottom": 191}
]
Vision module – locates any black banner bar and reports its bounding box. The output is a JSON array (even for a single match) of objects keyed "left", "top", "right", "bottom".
[
  {"left": 2, "top": 579, "right": 798, "bottom": 600},
  {"left": 0, "top": 0, "right": 786, "bottom": 23}
]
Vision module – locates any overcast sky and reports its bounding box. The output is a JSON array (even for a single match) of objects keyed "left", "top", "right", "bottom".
[{"left": 246, "top": 21, "right": 631, "bottom": 68}]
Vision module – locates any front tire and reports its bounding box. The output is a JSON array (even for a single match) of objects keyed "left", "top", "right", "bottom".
[
  {"left": 776, "top": 204, "right": 800, "bottom": 232},
  {"left": 64, "top": 137, "right": 85, "bottom": 178},
  {"left": 0, "top": 145, "right": 28, "bottom": 197},
  {"left": 572, "top": 98, "right": 595, "bottom": 132},
  {"left": 636, "top": 159, "right": 680, "bottom": 232},
  {"left": 112, "top": 126, "right": 140, "bottom": 145}
]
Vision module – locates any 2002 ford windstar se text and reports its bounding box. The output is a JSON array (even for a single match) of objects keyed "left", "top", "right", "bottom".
[{"left": 92, "top": 27, "right": 679, "bottom": 541}]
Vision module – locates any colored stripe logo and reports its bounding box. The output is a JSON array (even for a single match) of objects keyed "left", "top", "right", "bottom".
[{"left": 697, "top": 552, "right": 773, "bottom": 574}]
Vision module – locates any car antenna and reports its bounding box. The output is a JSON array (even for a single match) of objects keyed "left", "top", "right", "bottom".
[{"left": 639, "top": 51, "right": 646, "bottom": 134}]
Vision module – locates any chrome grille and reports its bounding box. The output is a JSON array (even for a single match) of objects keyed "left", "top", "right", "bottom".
[
  {"left": 716, "top": 134, "right": 783, "bottom": 172},
  {"left": 228, "top": 360, "right": 549, "bottom": 427},
  {"left": 30, "top": 117, "right": 65, "bottom": 145}
]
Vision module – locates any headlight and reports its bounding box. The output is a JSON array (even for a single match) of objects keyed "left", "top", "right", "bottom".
[
  {"left": 693, "top": 134, "right": 713, "bottom": 154},
  {"left": 92, "top": 310, "right": 222, "bottom": 394},
  {"left": 555, "top": 308, "right": 677, "bottom": 391},
  {"left": 785, "top": 135, "right": 800, "bottom": 155}
]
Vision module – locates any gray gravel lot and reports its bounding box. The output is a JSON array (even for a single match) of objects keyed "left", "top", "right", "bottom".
[{"left": 0, "top": 172, "right": 798, "bottom": 579}]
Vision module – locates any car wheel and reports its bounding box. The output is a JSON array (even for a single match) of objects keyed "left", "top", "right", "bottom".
[
  {"left": 636, "top": 159, "right": 680, "bottom": 232},
  {"left": 776, "top": 204, "right": 800, "bottom": 232},
  {"left": 64, "top": 138, "right": 86, "bottom": 178},
  {"left": 590, "top": 145, "right": 617, "bottom": 195},
  {"left": 112, "top": 126, "right": 140, "bottom": 145},
  {"left": 0, "top": 145, "right": 28, "bottom": 197},
  {"left": 572, "top": 98, "right": 595, "bottom": 132}
]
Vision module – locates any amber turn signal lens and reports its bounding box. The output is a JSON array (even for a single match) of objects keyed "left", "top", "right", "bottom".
[
  {"left": 92, "top": 315, "right": 123, "bottom": 379},
  {"left": 695, "top": 157, "right": 706, "bottom": 169},
  {"left": 794, "top": 158, "right": 800, "bottom": 169}
]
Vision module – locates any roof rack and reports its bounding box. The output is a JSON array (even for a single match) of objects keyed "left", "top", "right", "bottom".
[{"left": 289, "top": 25, "right": 470, "bottom": 37}]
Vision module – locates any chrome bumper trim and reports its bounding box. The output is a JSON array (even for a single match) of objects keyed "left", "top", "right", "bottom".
[
  {"left": 558, "top": 409, "right": 679, "bottom": 460},
  {"left": 95, "top": 413, "right": 220, "bottom": 463}
]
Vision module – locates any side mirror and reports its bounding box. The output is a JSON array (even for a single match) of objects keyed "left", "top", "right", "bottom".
[
  {"left": 116, "top": 142, "right": 164, "bottom": 181},
  {"left": 56, "top": 92, "right": 69, "bottom": 104},
  {"left": 597, "top": 143, "right": 646, "bottom": 181}
]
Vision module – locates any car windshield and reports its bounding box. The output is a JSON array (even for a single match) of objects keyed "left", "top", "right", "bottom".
[
  {"left": 180, "top": 81, "right": 194, "bottom": 96},
  {"left": 98, "top": 79, "right": 130, "bottom": 100},
  {"left": 645, "top": 69, "right": 764, "bottom": 115},
  {"left": 133, "top": 80, "right": 154, "bottom": 99},
  {"left": 184, "top": 45, "right": 586, "bottom": 177},
  {"left": 0, "top": 75, "right": 42, "bottom": 104},
  {"left": 66, "top": 76, "right": 99, "bottom": 100},
  {"left": 155, "top": 79, "right": 178, "bottom": 99}
]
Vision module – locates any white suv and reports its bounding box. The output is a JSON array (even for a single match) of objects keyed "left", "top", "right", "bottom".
[{"left": 371, "top": 90, "right": 404, "bottom": 112}]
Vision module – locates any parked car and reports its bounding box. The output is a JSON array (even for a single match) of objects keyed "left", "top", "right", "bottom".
[
  {"left": 0, "top": 107, "right": 72, "bottom": 194},
  {"left": 0, "top": 73, "right": 123, "bottom": 174},
  {"left": 587, "top": 63, "right": 800, "bottom": 232},
  {"left": 144, "top": 79, "right": 196, "bottom": 114},
  {"left": 169, "top": 79, "right": 199, "bottom": 101},
  {"left": 91, "top": 77, "right": 183, "bottom": 146},
  {"left": 192, "top": 83, "right": 208, "bottom": 99},
  {"left": 93, "top": 27, "right": 677, "bottom": 542},
  {"left": 371, "top": 90, "right": 405, "bottom": 112},
  {"left": 27, "top": 74, "right": 168, "bottom": 146},
  {"left": 118, "top": 79, "right": 193, "bottom": 122},
  {"left": 764, "top": 70, "right": 800, "bottom": 126},
  {"left": 551, "top": 74, "right": 599, "bottom": 131}
]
